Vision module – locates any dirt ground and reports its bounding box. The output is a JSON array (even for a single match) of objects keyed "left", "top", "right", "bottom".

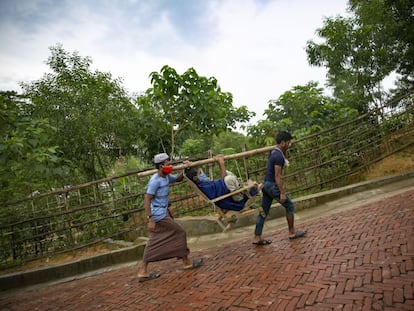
[
  {"left": 363, "top": 145, "right": 414, "bottom": 179},
  {"left": 2, "top": 145, "right": 413, "bottom": 276}
]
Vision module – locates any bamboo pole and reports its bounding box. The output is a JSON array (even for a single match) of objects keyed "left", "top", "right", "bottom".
[
  {"left": 135, "top": 145, "right": 275, "bottom": 178},
  {"left": 2, "top": 145, "right": 275, "bottom": 206}
]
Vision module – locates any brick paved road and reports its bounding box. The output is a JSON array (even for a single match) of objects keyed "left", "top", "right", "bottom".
[{"left": 1, "top": 190, "right": 413, "bottom": 311}]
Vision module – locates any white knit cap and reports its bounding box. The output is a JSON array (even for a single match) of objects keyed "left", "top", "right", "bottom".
[{"left": 153, "top": 153, "right": 170, "bottom": 164}]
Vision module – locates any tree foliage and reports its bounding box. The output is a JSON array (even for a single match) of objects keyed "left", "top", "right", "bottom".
[
  {"left": 179, "top": 131, "right": 250, "bottom": 158},
  {"left": 0, "top": 91, "right": 71, "bottom": 202},
  {"left": 179, "top": 138, "right": 208, "bottom": 158},
  {"left": 247, "top": 82, "right": 358, "bottom": 145},
  {"left": 21, "top": 44, "right": 139, "bottom": 181},
  {"left": 350, "top": 0, "right": 414, "bottom": 95},
  {"left": 135, "top": 65, "right": 255, "bottom": 160},
  {"left": 212, "top": 131, "right": 249, "bottom": 154},
  {"left": 306, "top": 0, "right": 414, "bottom": 112}
]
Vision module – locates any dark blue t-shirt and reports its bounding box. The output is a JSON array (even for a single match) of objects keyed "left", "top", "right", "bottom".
[{"left": 264, "top": 149, "right": 285, "bottom": 183}]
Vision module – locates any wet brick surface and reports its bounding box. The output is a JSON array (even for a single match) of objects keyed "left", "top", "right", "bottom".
[{"left": 1, "top": 190, "right": 413, "bottom": 311}]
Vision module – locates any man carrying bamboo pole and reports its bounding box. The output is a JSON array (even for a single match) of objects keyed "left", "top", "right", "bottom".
[
  {"left": 253, "top": 131, "right": 307, "bottom": 245},
  {"left": 137, "top": 153, "right": 203, "bottom": 282}
]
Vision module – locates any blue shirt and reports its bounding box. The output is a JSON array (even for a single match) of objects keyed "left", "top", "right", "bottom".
[
  {"left": 264, "top": 149, "right": 285, "bottom": 183},
  {"left": 146, "top": 173, "right": 177, "bottom": 222}
]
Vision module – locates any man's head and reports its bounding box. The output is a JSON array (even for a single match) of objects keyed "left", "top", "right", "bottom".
[
  {"left": 184, "top": 166, "right": 201, "bottom": 183},
  {"left": 153, "top": 153, "right": 172, "bottom": 174},
  {"left": 276, "top": 131, "right": 293, "bottom": 152}
]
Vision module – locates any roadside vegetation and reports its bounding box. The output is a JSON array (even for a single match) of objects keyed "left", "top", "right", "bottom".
[{"left": 2, "top": 0, "right": 413, "bottom": 204}]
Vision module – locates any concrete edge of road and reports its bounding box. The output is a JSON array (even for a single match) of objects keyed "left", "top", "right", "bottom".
[{"left": 1, "top": 171, "right": 413, "bottom": 293}]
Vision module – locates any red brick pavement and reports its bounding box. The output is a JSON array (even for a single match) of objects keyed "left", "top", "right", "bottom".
[{"left": 1, "top": 190, "right": 413, "bottom": 311}]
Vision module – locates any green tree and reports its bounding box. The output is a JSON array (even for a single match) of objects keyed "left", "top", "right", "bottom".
[
  {"left": 212, "top": 131, "right": 248, "bottom": 154},
  {"left": 306, "top": 0, "right": 414, "bottom": 112},
  {"left": 179, "top": 131, "right": 249, "bottom": 158},
  {"left": 350, "top": 0, "right": 414, "bottom": 96},
  {"left": 247, "top": 82, "right": 358, "bottom": 145},
  {"left": 21, "top": 44, "right": 139, "bottom": 181},
  {"left": 179, "top": 138, "right": 208, "bottom": 158},
  {"left": 0, "top": 91, "right": 71, "bottom": 203},
  {"left": 135, "top": 65, "right": 255, "bottom": 160}
]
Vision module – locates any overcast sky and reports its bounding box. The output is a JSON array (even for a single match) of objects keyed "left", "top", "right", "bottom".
[{"left": 0, "top": 0, "right": 350, "bottom": 125}]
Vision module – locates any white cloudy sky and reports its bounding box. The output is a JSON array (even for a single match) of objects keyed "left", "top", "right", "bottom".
[{"left": 0, "top": 0, "right": 350, "bottom": 124}]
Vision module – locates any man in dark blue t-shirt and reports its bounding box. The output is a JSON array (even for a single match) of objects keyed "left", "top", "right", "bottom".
[{"left": 253, "top": 131, "right": 307, "bottom": 245}]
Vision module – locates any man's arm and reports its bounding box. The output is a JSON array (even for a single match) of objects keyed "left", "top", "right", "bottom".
[
  {"left": 176, "top": 160, "right": 191, "bottom": 182},
  {"left": 144, "top": 193, "right": 156, "bottom": 231},
  {"left": 274, "top": 165, "right": 287, "bottom": 203},
  {"left": 176, "top": 171, "right": 185, "bottom": 182},
  {"left": 215, "top": 155, "right": 227, "bottom": 179}
]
